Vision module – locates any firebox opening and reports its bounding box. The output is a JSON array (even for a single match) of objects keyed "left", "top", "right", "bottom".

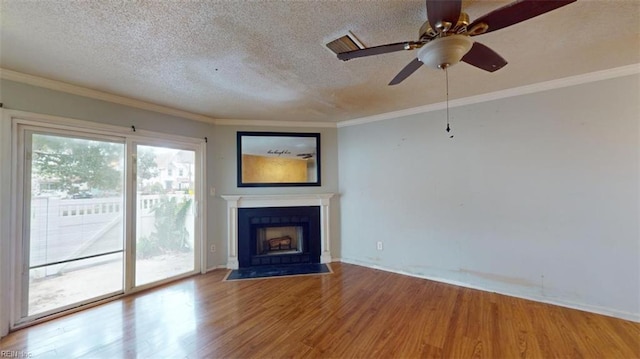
[
  {"left": 257, "top": 226, "right": 303, "bottom": 255},
  {"left": 238, "top": 206, "right": 320, "bottom": 268}
]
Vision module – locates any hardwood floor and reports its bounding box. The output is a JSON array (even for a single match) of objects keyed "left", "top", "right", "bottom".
[{"left": 1, "top": 262, "right": 639, "bottom": 358}]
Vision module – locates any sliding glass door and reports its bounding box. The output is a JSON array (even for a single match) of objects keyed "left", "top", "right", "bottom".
[
  {"left": 15, "top": 123, "right": 203, "bottom": 323},
  {"left": 24, "top": 131, "right": 125, "bottom": 316},
  {"left": 134, "top": 144, "right": 197, "bottom": 286}
]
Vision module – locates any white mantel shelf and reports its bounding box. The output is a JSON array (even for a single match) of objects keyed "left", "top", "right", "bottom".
[{"left": 221, "top": 193, "right": 335, "bottom": 269}]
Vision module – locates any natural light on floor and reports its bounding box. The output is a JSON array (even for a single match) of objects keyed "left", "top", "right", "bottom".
[{"left": 29, "top": 252, "right": 194, "bottom": 315}]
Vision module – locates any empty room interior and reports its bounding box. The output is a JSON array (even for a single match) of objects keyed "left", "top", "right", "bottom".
[{"left": 0, "top": 0, "right": 639, "bottom": 358}]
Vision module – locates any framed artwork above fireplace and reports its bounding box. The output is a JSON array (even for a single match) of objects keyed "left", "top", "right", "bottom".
[{"left": 237, "top": 131, "right": 321, "bottom": 187}]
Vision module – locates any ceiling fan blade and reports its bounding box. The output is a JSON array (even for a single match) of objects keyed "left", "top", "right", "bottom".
[
  {"left": 468, "top": 0, "right": 576, "bottom": 35},
  {"left": 337, "top": 41, "right": 418, "bottom": 61},
  {"left": 461, "top": 42, "right": 507, "bottom": 72},
  {"left": 389, "top": 58, "right": 424, "bottom": 86},
  {"left": 426, "top": 0, "right": 462, "bottom": 30}
]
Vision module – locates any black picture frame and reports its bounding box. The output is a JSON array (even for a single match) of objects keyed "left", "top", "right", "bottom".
[{"left": 237, "top": 131, "right": 321, "bottom": 187}]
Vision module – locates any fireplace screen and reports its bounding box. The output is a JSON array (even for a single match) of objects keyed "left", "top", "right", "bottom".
[{"left": 257, "top": 226, "right": 303, "bottom": 255}]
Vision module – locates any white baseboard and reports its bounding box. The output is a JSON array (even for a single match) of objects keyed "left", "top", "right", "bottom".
[
  {"left": 339, "top": 257, "right": 640, "bottom": 323},
  {"left": 205, "top": 264, "right": 229, "bottom": 273}
]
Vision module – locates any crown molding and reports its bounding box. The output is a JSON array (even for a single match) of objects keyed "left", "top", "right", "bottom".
[
  {"left": 0, "top": 68, "right": 335, "bottom": 129},
  {"left": 0, "top": 68, "right": 219, "bottom": 124},
  {"left": 3, "top": 64, "right": 638, "bottom": 130},
  {"left": 337, "top": 64, "right": 640, "bottom": 128}
]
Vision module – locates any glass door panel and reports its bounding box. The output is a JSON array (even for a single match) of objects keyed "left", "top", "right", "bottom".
[
  {"left": 135, "top": 145, "right": 196, "bottom": 286},
  {"left": 27, "top": 132, "right": 125, "bottom": 316}
]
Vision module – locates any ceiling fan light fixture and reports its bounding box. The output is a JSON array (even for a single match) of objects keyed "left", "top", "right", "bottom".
[{"left": 417, "top": 35, "right": 473, "bottom": 69}]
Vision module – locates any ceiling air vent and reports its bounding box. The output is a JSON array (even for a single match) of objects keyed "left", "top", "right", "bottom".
[{"left": 325, "top": 31, "right": 364, "bottom": 55}]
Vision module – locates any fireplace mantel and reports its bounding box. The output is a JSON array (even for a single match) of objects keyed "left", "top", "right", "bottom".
[{"left": 221, "top": 194, "right": 335, "bottom": 269}]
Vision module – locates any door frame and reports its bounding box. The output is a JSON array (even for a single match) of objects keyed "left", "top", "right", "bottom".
[{"left": 2, "top": 110, "right": 207, "bottom": 330}]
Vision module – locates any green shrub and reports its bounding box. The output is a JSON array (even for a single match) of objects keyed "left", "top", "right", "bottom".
[{"left": 136, "top": 196, "right": 192, "bottom": 259}]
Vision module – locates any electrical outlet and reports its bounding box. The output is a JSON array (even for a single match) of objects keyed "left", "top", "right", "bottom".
[
  {"left": 376, "top": 241, "right": 383, "bottom": 251},
  {"left": 210, "top": 244, "right": 216, "bottom": 253},
  {"left": 210, "top": 187, "right": 216, "bottom": 196}
]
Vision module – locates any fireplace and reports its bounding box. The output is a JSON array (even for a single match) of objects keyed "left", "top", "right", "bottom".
[
  {"left": 221, "top": 194, "right": 334, "bottom": 269},
  {"left": 238, "top": 206, "right": 321, "bottom": 268}
]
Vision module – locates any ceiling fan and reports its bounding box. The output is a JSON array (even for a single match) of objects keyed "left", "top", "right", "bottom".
[{"left": 337, "top": 0, "right": 576, "bottom": 85}]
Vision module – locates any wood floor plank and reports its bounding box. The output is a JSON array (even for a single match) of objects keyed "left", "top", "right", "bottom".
[{"left": 1, "top": 262, "right": 638, "bottom": 358}]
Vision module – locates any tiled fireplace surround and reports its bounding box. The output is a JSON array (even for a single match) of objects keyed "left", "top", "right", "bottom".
[{"left": 221, "top": 194, "right": 334, "bottom": 269}]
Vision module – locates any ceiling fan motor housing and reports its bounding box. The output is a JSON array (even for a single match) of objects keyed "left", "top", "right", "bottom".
[{"left": 417, "top": 34, "right": 473, "bottom": 69}]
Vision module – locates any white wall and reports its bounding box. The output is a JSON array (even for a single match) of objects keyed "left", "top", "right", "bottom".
[{"left": 338, "top": 74, "right": 640, "bottom": 321}]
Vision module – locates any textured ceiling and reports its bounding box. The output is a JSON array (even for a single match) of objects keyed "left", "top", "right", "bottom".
[{"left": 1, "top": 0, "right": 639, "bottom": 123}]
